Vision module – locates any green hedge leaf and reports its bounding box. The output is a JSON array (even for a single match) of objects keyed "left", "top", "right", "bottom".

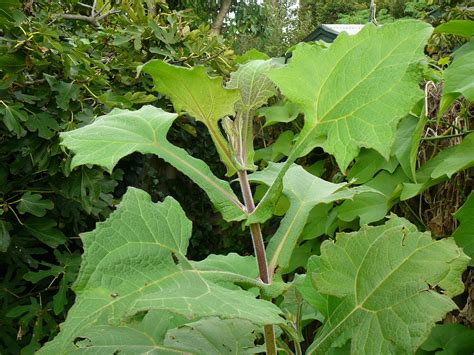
[
  {"left": 17, "top": 192, "right": 54, "bottom": 217},
  {"left": 307, "top": 216, "right": 469, "bottom": 354}
]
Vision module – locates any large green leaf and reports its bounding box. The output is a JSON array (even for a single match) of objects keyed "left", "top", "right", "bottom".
[
  {"left": 439, "top": 40, "right": 474, "bottom": 115},
  {"left": 434, "top": 20, "right": 474, "bottom": 38},
  {"left": 225, "top": 59, "right": 279, "bottom": 169},
  {"left": 38, "top": 188, "right": 282, "bottom": 354},
  {"left": 306, "top": 217, "right": 469, "bottom": 354},
  {"left": 164, "top": 317, "right": 261, "bottom": 354},
  {"left": 60, "top": 105, "right": 245, "bottom": 222},
  {"left": 452, "top": 192, "right": 474, "bottom": 266},
  {"left": 419, "top": 324, "right": 474, "bottom": 355},
  {"left": 249, "top": 20, "right": 432, "bottom": 225},
  {"left": 268, "top": 21, "right": 432, "bottom": 172},
  {"left": 249, "top": 163, "right": 370, "bottom": 273},
  {"left": 139, "top": 60, "right": 240, "bottom": 176},
  {"left": 401, "top": 133, "right": 474, "bottom": 200}
]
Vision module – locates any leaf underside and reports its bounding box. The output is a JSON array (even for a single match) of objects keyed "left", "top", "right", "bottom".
[{"left": 39, "top": 188, "right": 282, "bottom": 354}]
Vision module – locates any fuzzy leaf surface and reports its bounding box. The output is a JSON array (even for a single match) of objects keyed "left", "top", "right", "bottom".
[
  {"left": 268, "top": 21, "right": 432, "bottom": 172},
  {"left": 164, "top": 317, "right": 261, "bottom": 354},
  {"left": 250, "top": 21, "right": 432, "bottom": 225},
  {"left": 60, "top": 106, "right": 245, "bottom": 222},
  {"left": 249, "top": 163, "right": 370, "bottom": 273},
  {"left": 39, "top": 188, "right": 282, "bottom": 354},
  {"left": 307, "top": 217, "right": 469, "bottom": 354},
  {"left": 139, "top": 60, "right": 240, "bottom": 175}
]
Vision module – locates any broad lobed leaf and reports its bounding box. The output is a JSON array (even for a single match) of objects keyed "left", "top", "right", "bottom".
[
  {"left": 39, "top": 188, "right": 282, "bottom": 354},
  {"left": 60, "top": 105, "right": 245, "bottom": 222},
  {"left": 139, "top": 60, "right": 240, "bottom": 176},
  {"left": 306, "top": 216, "right": 469, "bottom": 354}
]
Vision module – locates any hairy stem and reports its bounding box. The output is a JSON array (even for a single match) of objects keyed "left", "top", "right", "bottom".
[{"left": 237, "top": 170, "right": 276, "bottom": 355}]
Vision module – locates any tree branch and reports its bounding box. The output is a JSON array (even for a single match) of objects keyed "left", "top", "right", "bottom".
[
  {"left": 211, "top": 0, "right": 232, "bottom": 35},
  {"left": 58, "top": 1, "right": 119, "bottom": 27}
]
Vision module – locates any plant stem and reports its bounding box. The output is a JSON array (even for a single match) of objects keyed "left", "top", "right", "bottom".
[{"left": 237, "top": 170, "right": 276, "bottom": 355}]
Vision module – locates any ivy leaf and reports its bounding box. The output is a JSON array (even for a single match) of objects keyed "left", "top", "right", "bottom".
[
  {"left": 24, "top": 112, "right": 60, "bottom": 139},
  {"left": 401, "top": 133, "right": 474, "bottom": 200},
  {"left": 420, "top": 324, "right": 474, "bottom": 355},
  {"left": 249, "top": 163, "right": 371, "bottom": 272},
  {"left": 139, "top": 60, "right": 240, "bottom": 176},
  {"left": 268, "top": 21, "right": 432, "bottom": 172},
  {"left": 307, "top": 216, "right": 469, "bottom": 354},
  {"left": 0, "top": 103, "right": 27, "bottom": 137},
  {"left": 60, "top": 105, "right": 245, "bottom": 222},
  {"left": 164, "top": 317, "right": 261, "bottom": 354},
  {"left": 38, "top": 188, "right": 282, "bottom": 354},
  {"left": 17, "top": 192, "right": 54, "bottom": 217},
  {"left": 452, "top": 192, "right": 474, "bottom": 266},
  {"left": 439, "top": 41, "right": 474, "bottom": 115}
]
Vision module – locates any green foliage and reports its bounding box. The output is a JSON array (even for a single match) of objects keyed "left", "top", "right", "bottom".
[
  {"left": 0, "top": 1, "right": 240, "bottom": 352},
  {"left": 306, "top": 217, "right": 469, "bottom": 353},
  {"left": 420, "top": 324, "right": 474, "bottom": 354},
  {"left": 452, "top": 192, "right": 474, "bottom": 266},
  {"left": 48, "top": 18, "right": 473, "bottom": 354}
]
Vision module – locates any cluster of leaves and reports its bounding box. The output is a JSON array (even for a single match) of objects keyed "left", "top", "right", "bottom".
[
  {"left": 38, "top": 19, "right": 474, "bottom": 353},
  {"left": 0, "top": 0, "right": 239, "bottom": 352}
]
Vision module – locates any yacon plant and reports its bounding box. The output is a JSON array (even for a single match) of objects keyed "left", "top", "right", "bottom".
[{"left": 39, "top": 21, "right": 471, "bottom": 354}]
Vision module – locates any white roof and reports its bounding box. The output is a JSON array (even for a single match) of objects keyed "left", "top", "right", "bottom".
[{"left": 322, "top": 24, "right": 365, "bottom": 36}]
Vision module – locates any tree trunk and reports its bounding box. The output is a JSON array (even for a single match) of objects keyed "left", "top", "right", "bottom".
[{"left": 211, "top": 0, "right": 232, "bottom": 35}]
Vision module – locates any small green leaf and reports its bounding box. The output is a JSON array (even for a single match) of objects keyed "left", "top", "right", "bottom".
[
  {"left": 420, "top": 324, "right": 474, "bottom": 355},
  {"left": 452, "top": 192, "right": 474, "bottom": 266},
  {"left": 139, "top": 60, "right": 240, "bottom": 176},
  {"left": 60, "top": 106, "right": 245, "bottom": 222},
  {"left": 338, "top": 168, "right": 408, "bottom": 224},
  {"left": 401, "top": 133, "right": 474, "bottom": 200},
  {"left": 439, "top": 41, "right": 474, "bottom": 115},
  {"left": 235, "top": 48, "right": 270, "bottom": 64},
  {"left": 164, "top": 317, "right": 261, "bottom": 354},
  {"left": 17, "top": 192, "right": 54, "bottom": 217},
  {"left": 307, "top": 216, "right": 469, "bottom": 354},
  {"left": 434, "top": 20, "right": 474, "bottom": 37},
  {"left": 258, "top": 100, "right": 300, "bottom": 127},
  {"left": 0, "top": 53, "right": 25, "bottom": 72},
  {"left": 44, "top": 74, "right": 80, "bottom": 110}
]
